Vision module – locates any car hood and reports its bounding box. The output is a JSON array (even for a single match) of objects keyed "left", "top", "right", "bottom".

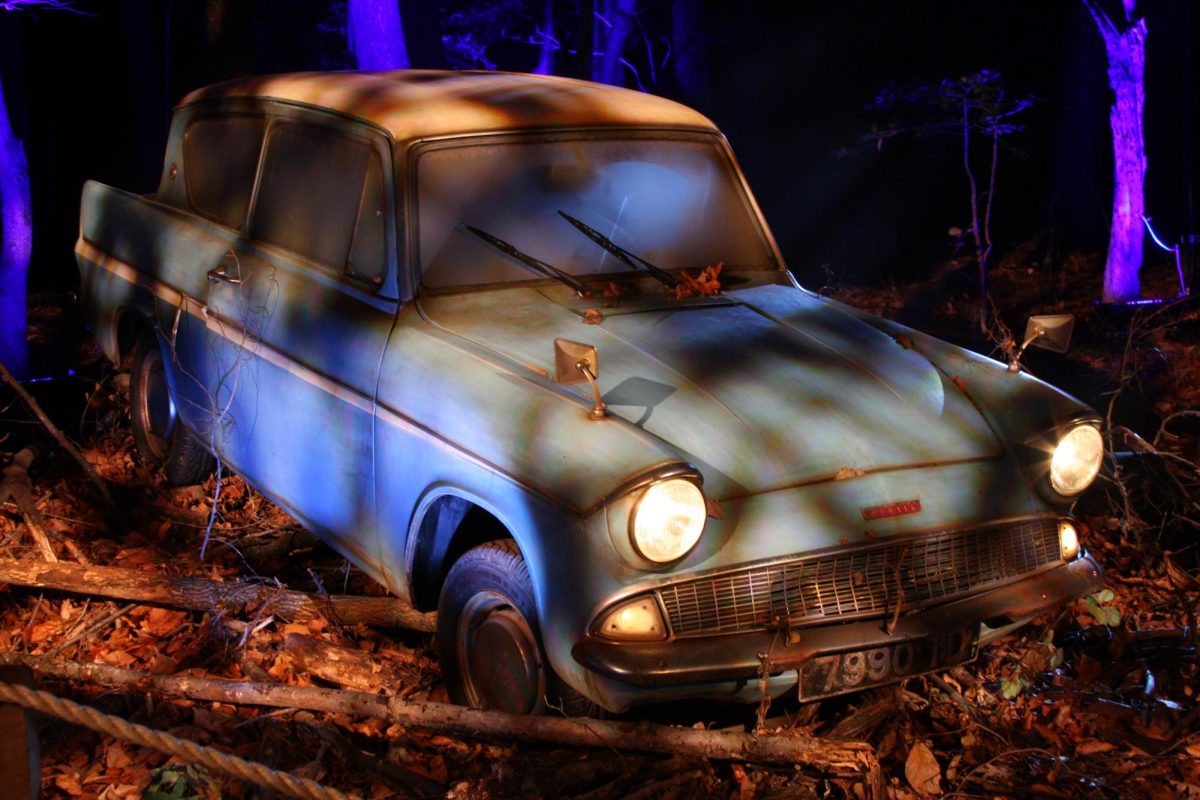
[{"left": 418, "top": 283, "right": 1003, "bottom": 497}]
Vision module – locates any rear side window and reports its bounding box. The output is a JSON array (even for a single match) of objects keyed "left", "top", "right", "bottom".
[
  {"left": 250, "top": 123, "right": 372, "bottom": 271},
  {"left": 183, "top": 115, "right": 264, "bottom": 228}
]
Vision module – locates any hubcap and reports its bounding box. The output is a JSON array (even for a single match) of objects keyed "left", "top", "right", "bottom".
[
  {"left": 458, "top": 592, "right": 542, "bottom": 713},
  {"left": 137, "top": 348, "right": 176, "bottom": 458}
]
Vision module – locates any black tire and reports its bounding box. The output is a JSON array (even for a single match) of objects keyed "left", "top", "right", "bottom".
[
  {"left": 129, "top": 329, "right": 214, "bottom": 486},
  {"left": 437, "top": 540, "right": 599, "bottom": 716}
]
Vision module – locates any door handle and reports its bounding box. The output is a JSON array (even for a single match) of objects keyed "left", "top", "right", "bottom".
[{"left": 207, "top": 263, "right": 242, "bottom": 286}]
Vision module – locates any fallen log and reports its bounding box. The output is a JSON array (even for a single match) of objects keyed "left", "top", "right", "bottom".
[
  {"left": 282, "top": 633, "right": 434, "bottom": 692},
  {"left": 0, "top": 652, "right": 883, "bottom": 788},
  {"left": 0, "top": 558, "right": 436, "bottom": 633}
]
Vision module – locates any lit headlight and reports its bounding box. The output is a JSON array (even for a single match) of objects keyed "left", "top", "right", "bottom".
[
  {"left": 1050, "top": 424, "right": 1103, "bottom": 496},
  {"left": 631, "top": 478, "right": 706, "bottom": 563}
]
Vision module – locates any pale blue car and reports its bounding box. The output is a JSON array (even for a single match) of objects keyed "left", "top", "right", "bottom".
[{"left": 77, "top": 70, "right": 1105, "bottom": 714}]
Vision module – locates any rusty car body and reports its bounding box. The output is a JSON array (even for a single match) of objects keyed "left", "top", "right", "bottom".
[{"left": 76, "top": 70, "right": 1104, "bottom": 713}]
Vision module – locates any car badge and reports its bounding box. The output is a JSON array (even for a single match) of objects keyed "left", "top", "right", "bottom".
[{"left": 861, "top": 499, "right": 922, "bottom": 521}]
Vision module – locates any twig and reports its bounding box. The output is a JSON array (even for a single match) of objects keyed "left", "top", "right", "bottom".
[
  {"left": 0, "top": 360, "right": 119, "bottom": 520},
  {"left": 1, "top": 449, "right": 57, "bottom": 561},
  {"left": 44, "top": 602, "right": 137, "bottom": 656}
]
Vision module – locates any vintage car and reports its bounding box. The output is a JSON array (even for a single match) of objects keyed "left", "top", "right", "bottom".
[{"left": 76, "top": 70, "right": 1105, "bottom": 714}]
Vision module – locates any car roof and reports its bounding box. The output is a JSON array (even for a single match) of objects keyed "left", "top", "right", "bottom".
[{"left": 180, "top": 70, "right": 719, "bottom": 142}]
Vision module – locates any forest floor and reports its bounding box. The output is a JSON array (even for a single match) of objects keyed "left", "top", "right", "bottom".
[{"left": 2, "top": 247, "right": 1199, "bottom": 799}]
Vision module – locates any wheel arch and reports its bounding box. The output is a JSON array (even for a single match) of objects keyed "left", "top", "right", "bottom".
[
  {"left": 406, "top": 487, "right": 522, "bottom": 612},
  {"left": 115, "top": 307, "right": 154, "bottom": 362}
]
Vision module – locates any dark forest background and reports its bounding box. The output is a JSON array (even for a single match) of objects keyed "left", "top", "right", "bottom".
[{"left": 1, "top": 0, "right": 1196, "bottom": 297}]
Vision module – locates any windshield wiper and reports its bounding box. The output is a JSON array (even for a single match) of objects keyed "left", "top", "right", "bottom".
[
  {"left": 457, "top": 224, "right": 592, "bottom": 297},
  {"left": 557, "top": 211, "right": 679, "bottom": 288}
]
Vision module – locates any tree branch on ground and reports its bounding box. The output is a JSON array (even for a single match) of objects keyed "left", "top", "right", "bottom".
[{"left": 0, "top": 558, "right": 437, "bottom": 632}]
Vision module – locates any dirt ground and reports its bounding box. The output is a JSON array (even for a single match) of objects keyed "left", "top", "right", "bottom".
[{"left": 2, "top": 249, "right": 1199, "bottom": 799}]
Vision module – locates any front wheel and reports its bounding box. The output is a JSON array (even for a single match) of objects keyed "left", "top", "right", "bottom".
[
  {"left": 129, "top": 329, "right": 214, "bottom": 486},
  {"left": 437, "top": 540, "right": 597, "bottom": 716}
]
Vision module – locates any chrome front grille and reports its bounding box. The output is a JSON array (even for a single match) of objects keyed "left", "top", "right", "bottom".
[{"left": 657, "top": 518, "right": 1061, "bottom": 637}]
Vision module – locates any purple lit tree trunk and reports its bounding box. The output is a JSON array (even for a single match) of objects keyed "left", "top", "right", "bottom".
[
  {"left": 533, "top": 0, "right": 555, "bottom": 75},
  {"left": 0, "top": 72, "right": 31, "bottom": 377},
  {"left": 1084, "top": 0, "right": 1147, "bottom": 303},
  {"left": 593, "top": 0, "right": 636, "bottom": 86},
  {"left": 348, "top": 0, "right": 410, "bottom": 71}
]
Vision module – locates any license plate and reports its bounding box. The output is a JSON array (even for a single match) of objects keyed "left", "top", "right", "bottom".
[{"left": 794, "top": 626, "right": 979, "bottom": 701}]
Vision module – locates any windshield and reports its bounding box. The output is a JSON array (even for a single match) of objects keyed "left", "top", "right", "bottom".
[{"left": 416, "top": 133, "right": 777, "bottom": 289}]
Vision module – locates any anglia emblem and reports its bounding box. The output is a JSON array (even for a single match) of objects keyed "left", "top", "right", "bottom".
[{"left": 861, "top": 499, "right": 922, "bottom": 521}]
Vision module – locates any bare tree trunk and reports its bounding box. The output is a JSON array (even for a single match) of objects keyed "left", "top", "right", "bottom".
[
  {"left": 0, "top": 558, "right": 437, "bottom": 632},
  {"left": 533, "top": 0, "right": 556, "bottom": 74},
  {"left": 0, "top": 652, "right": 883, "bottom": 786},
  {"left": 576, "top": 0, "right": 595, "bottom": 79},
  {"left": 0, "top": 74, "right": 31, "bottom": 378},
  {"left": 1083, "top": 0, "right": 1148, "bottom": 303},
  {"left": 593, "top": 0, "right": 636, "bottom": 86},
  {"left": 671, "top": 0, "right": 708, "bottom": 100},
  {"left": 348, "top": 0, "right": 411, "bottom": 70},
  {"left": 962, "top": 99, "right": 987, "bottom": 332}
]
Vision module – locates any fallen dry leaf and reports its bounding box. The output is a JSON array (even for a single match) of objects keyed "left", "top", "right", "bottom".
[
  {"left": 104, "top": 743, "right": 133, "bottom": 770},
  {"left": 1076, "top": 740, "right": 1116, "bottom": 755},
  {"left": 905, "top": 741, "right": 942, "bottom": 796},
  {"left": 672, "top": 262, "right": 724, "bottom": 299}
]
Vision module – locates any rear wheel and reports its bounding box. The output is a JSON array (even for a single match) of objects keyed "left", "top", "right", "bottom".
[
  {"left": 437, "top": 540, "right": 598, "bottom": 716},
  {"left": 130, "top": 330, "right": 214, "bottom": 486}
]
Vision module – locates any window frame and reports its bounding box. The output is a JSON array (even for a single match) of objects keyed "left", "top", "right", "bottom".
[
  {"left": 181, "top": 111, "right": 267, "bottom": 230},
  {"left": 242, "top": 105, "right": 400, "bottom": 299}
]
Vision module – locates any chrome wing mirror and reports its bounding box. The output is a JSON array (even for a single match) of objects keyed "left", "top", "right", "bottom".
[
  {"left": 1008, "top": 314, "right": 1075, "bottom": 373},
  {"left": 554, "top": 338, "right": 607, "bottom": 419}
]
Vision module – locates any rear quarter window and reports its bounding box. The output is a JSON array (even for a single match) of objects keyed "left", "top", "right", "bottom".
[{"left": 183, "top": 114, "right": 265, "bottom": 228}]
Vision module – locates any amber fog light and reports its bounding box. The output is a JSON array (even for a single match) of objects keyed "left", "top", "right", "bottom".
[
  {"left": 1059, "top": 521, "right": 1080, "bottom": 560},
  {"left": 596, "top": 596, "right": 667, "bottom": 641}
]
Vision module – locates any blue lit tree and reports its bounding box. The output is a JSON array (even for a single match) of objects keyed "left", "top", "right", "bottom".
[
  {"left": 592, "top": 0, "right": 636, "bottom": 86},
  {"left": 347, "top": 0, "right": 410, "bottom": 70},
  {"left": 1082, "top": 0, "right": 1147, "bottom": 303},
  {"left": 0, "top": 70, "right": 29, "bottom": 377},
  {"left": 0, "top": 0, "right": 71, "bottom": 377}
]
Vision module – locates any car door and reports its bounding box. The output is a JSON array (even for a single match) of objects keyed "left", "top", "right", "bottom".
[{"left": 174, "top": 110, "right": 397, "bottom": 570}]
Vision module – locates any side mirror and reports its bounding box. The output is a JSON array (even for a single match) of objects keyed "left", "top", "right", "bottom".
[
  {"left": 553, "top": 338, "right": 607, "bottom": 419},
  {"left": 1008, "top": 314, "right": 1075, "bottom": 373},
  {"left": 1024, "top": 314, "right": 1075, "bottom": 354}
]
